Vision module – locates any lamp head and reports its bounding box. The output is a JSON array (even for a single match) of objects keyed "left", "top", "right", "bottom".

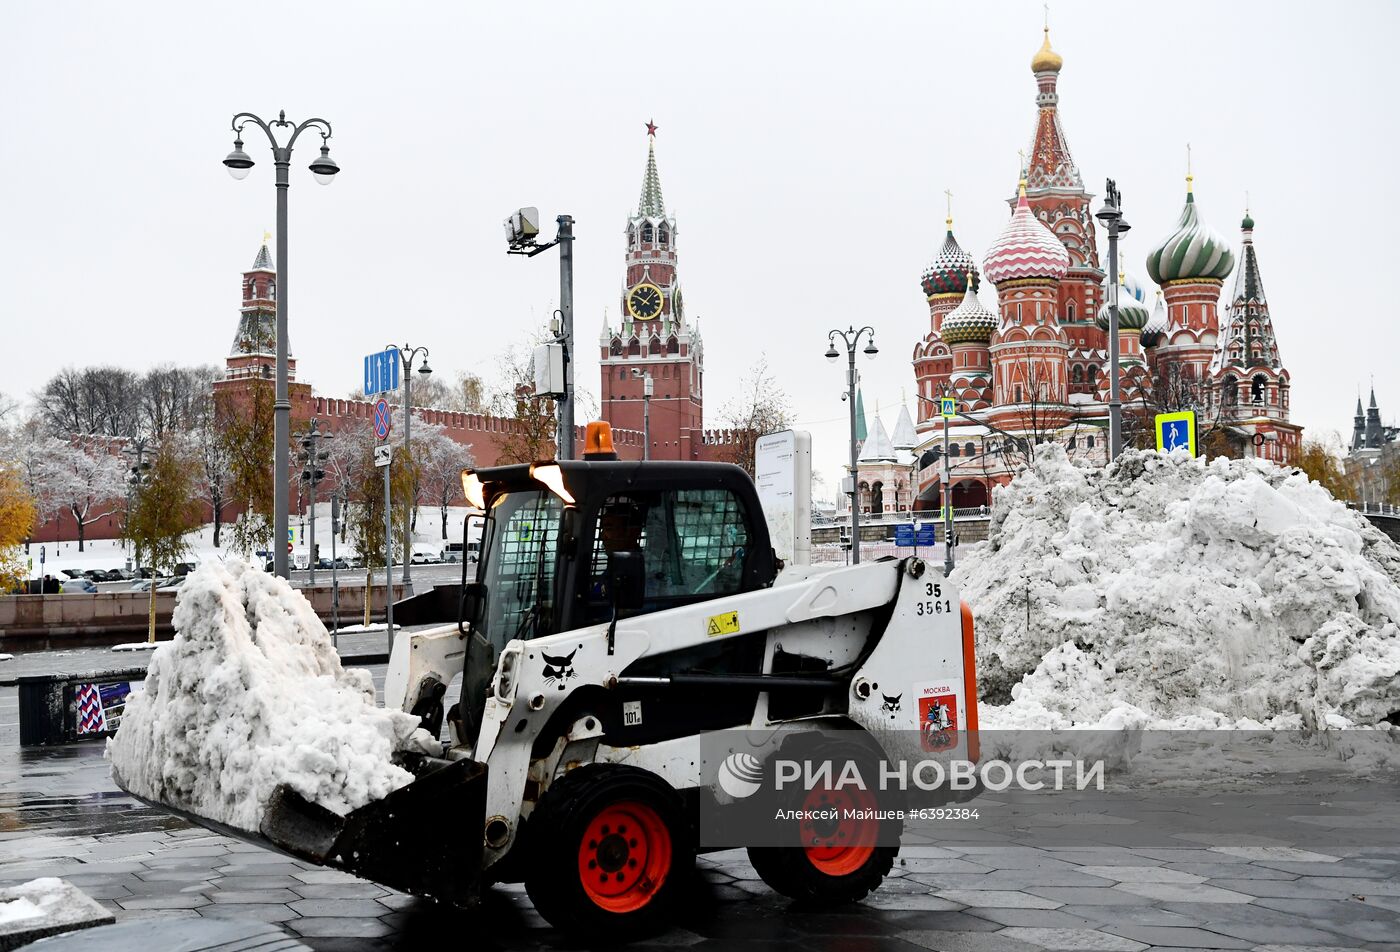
[
  {"left": 825, "top": 343, "right": 840, "bottom": 362},
  {"left": 309, "top": 144, "right": 340, "bottom": 185},
  {"left": 863, "top": 338, "right": 879, "bottom": 357},
  {"left": 417, "top": 359, "right": 433, "bottom": 376},
  {"left": 223, "top": 137, "right": 255, "bottom": 180}
]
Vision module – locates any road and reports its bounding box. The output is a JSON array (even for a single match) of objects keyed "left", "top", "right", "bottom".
[{"left": 2, "top": 664, "right": 1397, "bottom": 951}]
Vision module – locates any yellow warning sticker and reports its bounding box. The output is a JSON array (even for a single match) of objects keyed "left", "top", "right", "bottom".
[{"left": 706, "top": 610, "right": 740, "bottom": 637}]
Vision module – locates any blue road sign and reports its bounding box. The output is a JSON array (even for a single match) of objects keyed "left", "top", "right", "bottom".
[
  {"left": 373, "top": 398, "right": 392, "bottom": 440},
  {"left": 363, "top": 347, "right": 400, "bottom": 396},
  {"left": 940, "top": 397, "right": 956, "bottom": 419},
  {"left": 1155, "top": 410, "right": 1197, "bottom": 456},
  {"left": 895, "top": 523, "right": 916, "bottom": 547},
  {"left": 916, "top": 523, "right": 936, "bottom": 546}
]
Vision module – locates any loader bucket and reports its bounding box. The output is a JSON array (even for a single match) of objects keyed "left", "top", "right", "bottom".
[{"left": 115, "top": 758, "right": 489, "bottom": 908}]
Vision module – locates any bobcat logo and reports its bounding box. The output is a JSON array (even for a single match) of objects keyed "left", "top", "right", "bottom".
[
  {"left": 541, "top": 648, "right": 578, "bottom": 690},
  {"left": 881, "top": 693, "right": 903, "bottom": 718}
]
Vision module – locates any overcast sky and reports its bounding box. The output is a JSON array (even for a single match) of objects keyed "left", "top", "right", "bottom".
[{"left": 3, "top": 1, "right": 1395, "bottom": 489}]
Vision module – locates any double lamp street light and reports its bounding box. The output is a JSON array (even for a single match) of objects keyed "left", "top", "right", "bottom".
[
  {"left": 826, "top": 326, "right": 879, "bottom": 565},
  {"left": 222, "top": 110, "right": 341, "bottom": 580}
]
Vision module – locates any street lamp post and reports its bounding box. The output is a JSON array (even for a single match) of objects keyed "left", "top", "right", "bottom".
[
  {"left": 826, "top": 326, "right": 879, "bottom": 565},
  {"left": 387, "top": 345, "right": 432, "bottom": 589},
  {"left": 1095, "top": 178, "right": 1132, "bottom": 462},
  {"left": 222, "top": 110, "right": 341, "bottom": 580},
  {"left": 122, "top": 438, "right": 150, "bottom": 572},
  {"left": 298, "top": 419, "right": 332, "bottom": 586}
]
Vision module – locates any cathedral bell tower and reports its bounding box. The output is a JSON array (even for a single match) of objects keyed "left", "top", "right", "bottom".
[{"left": 600, "top": 121, "right": 704, "bottom": 460}]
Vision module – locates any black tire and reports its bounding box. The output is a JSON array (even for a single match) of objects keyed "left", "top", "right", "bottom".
[
  {"left": 524, "top": 763, "right": 692, "bottom": 940},
  {"left": 747, "top": 738, "right": 900, "bottom": 904}
]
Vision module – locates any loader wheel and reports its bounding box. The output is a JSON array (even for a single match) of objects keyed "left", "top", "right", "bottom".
[
  {"left": 525, "top": 763, "right": 690, "bottom": 939},
  {"left": 747, "top": 741, "right": 900, "bottom": 904}
]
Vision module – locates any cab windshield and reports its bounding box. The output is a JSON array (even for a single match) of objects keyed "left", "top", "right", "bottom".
[{"left": 476, "top": 490, "right": 564, "bottom": 649}]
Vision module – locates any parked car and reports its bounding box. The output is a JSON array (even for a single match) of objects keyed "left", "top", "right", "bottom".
[
  {"left": 111, "top": 568, "right": 137, "bottom": 581},
  {"left": 129, "top": 579, "right": 154, "bottom": 592},
  {"left": 82, "top": 569, "right": 108, "bottom": 582},
  {"left": 60, "top": 568, "right": 85, "bottom": 579},
  {"left": 173, "top": 562, "right": 198, "bottom": 577},
  {"left": 157, "top": 577, "right": 185, "bottom": 592},
  {"left": 60, "top": 578, "right": 98, "bottom": 594}
]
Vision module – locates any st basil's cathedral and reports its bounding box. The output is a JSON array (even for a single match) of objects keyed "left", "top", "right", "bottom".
[{"left": 890, "top": 26, "right": 1301, "bottom": 514}]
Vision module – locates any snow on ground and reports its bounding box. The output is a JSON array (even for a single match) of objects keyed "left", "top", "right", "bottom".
[
  {"left": 953, "top": 446, "right": 1400, "bottom": 731},
  {"left": 29, "top": 505, "right": 474, "bottom": 574},
  {"left": 0, "top": 878, "right": 66, "bottom": 926},
  {"left": 107, "top": 558, "right": 435, "bottom": 833}
]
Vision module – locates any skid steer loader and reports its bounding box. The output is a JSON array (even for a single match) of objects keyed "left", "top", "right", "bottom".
[{"left": 118, "top": 423, "right": 979, "bottom": 938}]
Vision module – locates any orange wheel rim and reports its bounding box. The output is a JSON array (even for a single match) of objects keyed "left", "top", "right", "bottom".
[
  {"left": 577, "top": 800, "right": 672, "bottom": 913},
  {"left": 800, "top": 782, "right": 878, "bottom": 876}
]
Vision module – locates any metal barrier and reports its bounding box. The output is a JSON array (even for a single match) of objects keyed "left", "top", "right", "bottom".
[{"left": 18, "top": 665, "right": 148, "bottom": 747}]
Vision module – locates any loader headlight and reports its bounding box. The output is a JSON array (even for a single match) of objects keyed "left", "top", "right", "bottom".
[
  {"left": 461, "top": 470, "right": 486, "bottom": 510},
  {"left": 529, "top": 462, "right": 575, "bottom": 505}
]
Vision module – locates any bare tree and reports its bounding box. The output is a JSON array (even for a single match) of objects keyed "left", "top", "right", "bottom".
[
  {"left": 491, "top": 338, "right": 558, "bottom": 465},
  {"left": 139, "top": 364, "right": 219, "bottom": 437},
  {"left": 719, "top": 356, "right": 794, "bottom": 476}
]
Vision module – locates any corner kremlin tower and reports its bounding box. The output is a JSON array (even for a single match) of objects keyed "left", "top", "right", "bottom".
[{"left": 906, "top": 26, "right": 1299, "bottom": 513}]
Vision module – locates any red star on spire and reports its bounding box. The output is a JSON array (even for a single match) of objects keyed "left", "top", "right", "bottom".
[{"left": 646, "top": 118, "right": 658, "bottom": 137}]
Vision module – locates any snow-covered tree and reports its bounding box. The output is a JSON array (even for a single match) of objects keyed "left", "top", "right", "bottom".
[
  {"left": 417, "top": 424, "right": 475, "bottom": 539},
  {"left": 38, "top": 439, "right": 127, "bottom": 552}
]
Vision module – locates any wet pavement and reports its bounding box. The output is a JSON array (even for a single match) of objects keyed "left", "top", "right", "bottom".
[{"left": 3, "top": 673, "right": 1400, "bottom": 950}]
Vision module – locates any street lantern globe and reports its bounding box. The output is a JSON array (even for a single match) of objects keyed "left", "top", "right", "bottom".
[
  {"left": 309, "top": 145, "right": 340, "bottom": 185},
  {"left": 863, "top": 338, "right": 879, "bottom": 356},
  {"left": 223, "top": 138, "right": 255, "bottom": 180},
  {"left": 825, "top": 343, "right": 840, "bottom": 363},
  {"left": 417, "top": 359, "right": 433, "bottom": 376}
]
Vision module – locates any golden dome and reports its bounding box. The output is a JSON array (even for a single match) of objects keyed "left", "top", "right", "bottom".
[{"left": 1031, "top": 28, "right": 1063, "bottom": 73}]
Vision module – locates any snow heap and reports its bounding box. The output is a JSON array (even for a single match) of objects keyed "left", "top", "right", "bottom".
[
  {"left": 954, "top": 446, "right": 1400, "bottom": 729},
  {"left": 109, "top": 558, "right": 432, "bottom": 832},
  {"left": 0, "top": 878, "right": 66, "bottom": 926}
]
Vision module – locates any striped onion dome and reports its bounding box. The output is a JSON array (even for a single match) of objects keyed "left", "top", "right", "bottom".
[
  {"left": 1140, "top": 291, "right": 1168, "bottom": 346},
  {"left": 983, "top": 184, "right": 1071, "bottom": 285},
  {"left": 941, "top": 275, "right": 999, "bottom": 344},
  {"left": 1146, "top": 182, "right": 1235, "bottom": 284},
  {"left": 1096, "top": 275, "right": 1152, "bottom": 331},
  {"left": 921, "top": 220, "right": 980, "bottom": 297}
]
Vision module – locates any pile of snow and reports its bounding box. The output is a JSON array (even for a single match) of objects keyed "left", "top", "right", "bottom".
[
  {"left": 954, "top": 447, "right": 1400, "bottom": 730},
  {"left": 108, "top": 558, "right": 433, "bottom": 832},
  {"left": 0, "top": 878, "right": 66, "bottom": 926}
]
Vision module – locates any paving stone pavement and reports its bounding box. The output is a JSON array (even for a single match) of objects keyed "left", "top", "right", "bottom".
[{"left": 4, "top": 679, "right": 1400, "bottom": 950}]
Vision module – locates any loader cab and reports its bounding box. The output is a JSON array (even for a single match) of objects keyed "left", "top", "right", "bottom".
[{"left": 463, "top": 457, "right": 776, "bottom": 655}]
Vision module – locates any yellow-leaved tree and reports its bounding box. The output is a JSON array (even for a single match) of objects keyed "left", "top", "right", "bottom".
[
  {"left": 0, "top": 464, "right": 38, "bottom": 593},
  {"left": 124, "top": 441, "right": 202, "bottom": 641}
]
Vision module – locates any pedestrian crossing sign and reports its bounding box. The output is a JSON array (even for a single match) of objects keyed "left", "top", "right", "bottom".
[
  {"left": 940, "top": 397, "right": 956, "bottom": 419},
  {"left": 1155, "top": 410, "right": 1197, "bottom": 456}
]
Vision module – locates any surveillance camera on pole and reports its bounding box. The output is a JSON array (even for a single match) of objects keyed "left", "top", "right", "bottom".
[
  {"left": 507, "top": 206, "right": 575, "bottom": 458},
  {"left": 504, "top": 206, "right": 541, "bottom": 249}
]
